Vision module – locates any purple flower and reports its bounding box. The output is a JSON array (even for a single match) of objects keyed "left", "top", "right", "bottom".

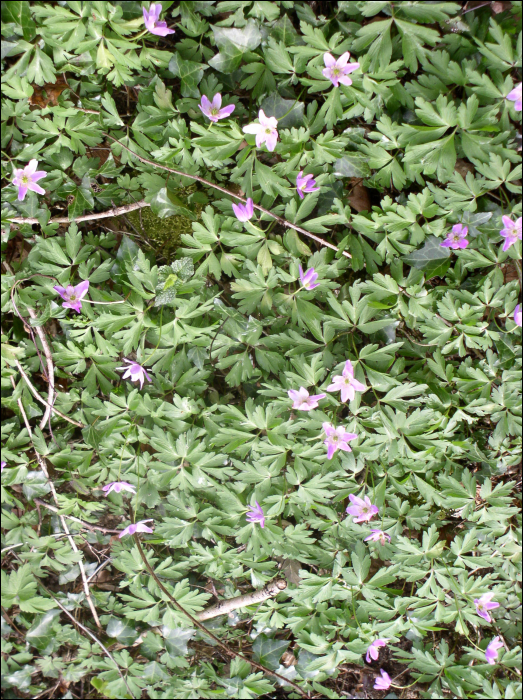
[
  {"left": 499, "top": 215, "right": 522, "bottom": 252},
  {"left": 322, "top": 52, "right": 360, "bottom": 87},
  {"left": 1, "top": 461, "right": 6, "bottom": 472},
  {"left": 323, "top": 422, "right": 357, "bottom": 460},
  {"left": 346, "top": 493, "right": 379, "bottom": 523},
  {"left": 474, "top": 593, "right": 500, "bottom": 623},
  {"left": 296, "top": 171, "right": 320, "bottom": 199},
  {"left": 485, "top": 636, "right": 504, "bottom": 665},
  {"left": 288, "top": 387, "right": 326, "bottom": 411},
  {"left": 366, "top": 639, "right": 389, "bottom": 663},
  {"left": 246, "top": 501, "right": 265, "bottom": 528},
  {"left": 365, "top": 529, "right": 391, "bottom": 545},
  {"left": 117, "top": 359, "right": 152, "bottom": 390},
  {"left": 102, "top": 481, "right": 136, "bottom": 496},
  {"left": 441, "top": 224, "right": 469, "bottom": 250},
  {"left": 327, "top": 360, "right": 366, "bottom": 402},
  {"left": 515, "top": 304, "right": 522, "bottom": 327},
  {"left": 507, "top": 82, "right": 522, "bottom": 111},
  {"left": 119, "top": 519, "right": 154, "bottom": 539},
  {"left": 243, "top": 109, "right": 279, "bottom": 152},
  {"left": 232, "top": 197, "right": 254, "bottom": 222},
  {"left": 199, "top": 93, "right": 235, "bottom": 122},
  {"left": 53, "top": 280, "right": 90, "bottom": 313},
  {"left": 299, "top": 265, "right": 319, "bottom": 290},
  {"left": 374, "top": 669, "right": 392, "bottom": 690},
  {"left": 143, "top": 3, "right": 175, "bottom": 36},
  {"left": 13, "top": 160, "right": 47, "bottom": 201}
]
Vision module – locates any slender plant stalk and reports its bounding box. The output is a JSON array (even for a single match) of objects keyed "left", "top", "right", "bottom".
[
  {"left": 9, "top": 376, "right": 102, "bottom": 629},
  {"left": 197, "top": 579, "right": 287, "bottom": 621},
  {"left": 14, "top": 360, "right": 84, "bottom": 427},
  {"left": 36, "top": 580, "right": 135, "bottom": 699},
  {"left": 132, "top": 534, "right": 309, "bottom": 697}
]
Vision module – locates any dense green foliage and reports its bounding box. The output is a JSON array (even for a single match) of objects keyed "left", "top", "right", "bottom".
[{"left": 1, "top": 1, "right": 522, "bottom": 698}]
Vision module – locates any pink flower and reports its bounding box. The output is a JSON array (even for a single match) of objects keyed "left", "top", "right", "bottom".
[
  {"left": 12, "top": 160, "right": 47, "bottom": 201},
  {"left": 117, "top": 359, "right": 152, "bottom": 389},
  {"left": 1, "top": 461, "right": 6, "bottom": 472},
  {"left": 243, "top": 109, "right": 279, "bottom": 152},
  {"left": 296, "top": 171, "right": 320, "bottom": 199},
  {"left": 288, "top": 387, "right": 326, "bottom": 411},
  {"left": 53, "top": 280, "right": 90, "bottom": 313},
  {"left": 102, "top": 481, "right": 136, "bottom": 496},
  {"left": 365, "top": 529, "right": 391, "bottom": 545},
  {"left": 299, "top": 265, "right": 319, "bottom": 290},
  {"left": 327, "top": 360, "right": 366, "bottom": 402},
  {"left": 232, "top": 197, "right": 254, "bottom": 222},
  {"left": 322, "top": 422, "right": 357, "bottom": 460},
  {"left": 507, "top": 82, "right": 522, "bottom": 111},
  {"left": 143, "top": 3, "right": 175, "bottom": 36},
  {"left": 346, "top": 493, "right": 379, "bottom": 523},
  {"left": 374, "top": 669, "right": 391, "bottom": 690},
  {"left": 485, "top": 636, "right": 504, "bottom": 665},
  {"left": 441, "top": 224, "right": 469, "bottom": 250},
  {"left": 322, "top": 52, "right": 360, "bottom": 87},
  {"left": 246, "top": 501, "right": 265, "bottom": 528},
  {"left": 199, "top": 93, "right": 235, "bottom": 122},
  {"left": 499, "top": 215, "right": 522, "bottom": 252},
  {"left": 474, "top": 593, "right": 500, "bottom": 623},
  {"left": 366, "top": 639, "right": 389, "bottom": 663},
  {"left": 119, "top": 519, "right": 154, "bottom": 538},
  {"left": 515, "top": 304, "right": 522, "bottom": 327}
]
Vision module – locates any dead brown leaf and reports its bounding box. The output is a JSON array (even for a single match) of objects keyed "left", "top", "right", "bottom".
[{"left": 348, "top": 179, "right": 371, "bottom": 212}]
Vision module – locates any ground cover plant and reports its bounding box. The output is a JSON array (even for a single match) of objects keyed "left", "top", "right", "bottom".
[{"left": 1, "top": 1, "right": 522, "bottom": 698}]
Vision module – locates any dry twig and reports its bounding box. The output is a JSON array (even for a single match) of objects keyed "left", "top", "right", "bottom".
[
  {"left": 133, "top": 534, "right": 309, "bottom": 697},
  {"left": 9, "top": 376, "right": 102, "bottom": 629}
]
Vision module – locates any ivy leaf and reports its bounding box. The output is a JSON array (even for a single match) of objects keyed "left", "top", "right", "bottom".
[
  {"left": 162, "top": 626, "right": 195, "bottom": 656},
  {"left": 209, "top": 21, "right": 262, "bottom": 72},
  {"left": 106, "top": 616, "right": 139, "bottom": 645},
  {"left": 149, "top": 188, "right": 198, "bottom": 220},
  {"left": 168, "top": 53, "right": 205, "bottom": 98},
  {"left": 403, "top": 235, "right": 451, "bottom": 279},
  {"left": 1, "top": 1, "right": 36, "bottom": 41},
  {"left": 261, "top": 93, "right": 304, "bottom": 128},
  {"left": 252, "top": 635, "right": 290, "bottom": 670}
]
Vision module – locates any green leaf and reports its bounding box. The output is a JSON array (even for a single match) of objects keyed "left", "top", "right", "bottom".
[
  {"left": 260, "top": 93, "right": 304, "bottom": 128},
  {"left": 162, "top": 626, "right": 195, "bottom": 656},
  {"left": 168, "top": 53, "right": 205, "bottom": 98},
  {"left": 252, "top": 635, "right": 290, "bottom": 670},
  {"left": 1, "top": 1, "right": 36, "bottom": 40},
  {"left": 209, "top": 21, "right": 262, "bottom": 72},
  {"left": 403, "top": 236, "right": 451, "bottom": 278},
  {"left": 106, "top": 617, "right": 139, "bottom": 645}
]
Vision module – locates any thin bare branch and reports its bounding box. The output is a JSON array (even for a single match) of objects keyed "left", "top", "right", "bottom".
[
  {"left": 8, "top": 199, "right": 150, "bottom": 225},
  {"left": 104, "top": 134, "right": 350, "bottom": 259},
  {"left": 133, "top": 534, "right": 309, "bottom": 697},
  {"left": 198, "top": 579, "right": 287, "bottom": 621},
  {"left": 33, "top": 498, "right": 121, "bottom": 534},
  {"left": 10, "top": 376, "right": 102, "bottom": 629},
  {"left": 2, "top": 262, "right": 56, "bottom": 430},
  {"left": 14, "top": 360, "right": 85, "bottom": 427},
  {"left": 36, "top": 580, "right": 136, "bottom": 699}
]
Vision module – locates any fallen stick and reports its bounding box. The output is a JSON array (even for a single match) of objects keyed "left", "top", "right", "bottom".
[
  {"left": 14, "top": 360, "right": 84, "bottom": 428},
  {"left": 198, "top": 579, "right": 287, "bottom": 621},
  {"left": 8, "top": 199, "right": 150, "bottom": 225},
  {"left": 10, "top": 376, "right": 102, "bottom": 629},
  {"left": 133, "top": 534, "right": 309, "bottom": 697}
]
